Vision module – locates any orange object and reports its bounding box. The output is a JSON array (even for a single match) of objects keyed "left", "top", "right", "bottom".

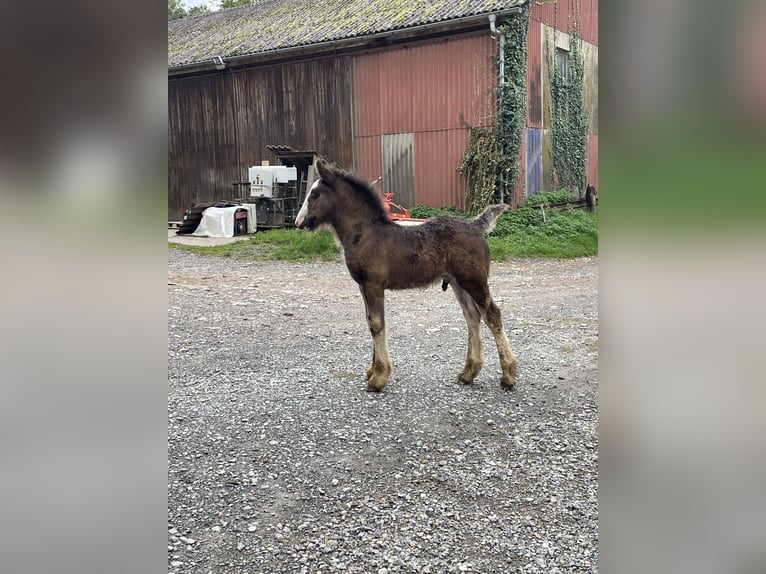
[
  {"left": 382, "top": 192, "right": 411, "bottom": 220},
  {"left": 372, "top": 176, "right": 424, "bottom": 223}
]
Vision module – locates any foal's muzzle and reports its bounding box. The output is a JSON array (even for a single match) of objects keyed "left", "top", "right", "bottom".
[{"left": 298, "top": 216, "right": 316, "bottom": 230}]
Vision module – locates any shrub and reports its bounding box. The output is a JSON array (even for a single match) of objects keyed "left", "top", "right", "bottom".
[
  {"left": 408, "top": 204, "right": 468, "bottom": 219},
  {"left": 525, "top": 190, "right": 576, "bottom": 206}
]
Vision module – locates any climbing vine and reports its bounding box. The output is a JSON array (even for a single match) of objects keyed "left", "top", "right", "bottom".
[
  {"left": 495, "top": 9, "right": 530, "bottom": 201},
  {"left": 459, "top": 124, "right": 500, "bottom": 214},
  {"left": 458, "top": 7, "right": 529, "bottom": 213},
  {"left": 550, "top": 26, "right": 587, "bottom": 193}
]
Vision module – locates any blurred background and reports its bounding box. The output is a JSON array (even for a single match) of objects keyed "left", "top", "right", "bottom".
[
  {"left": 0, "top": 0, "right": 763, "bottom": 573},
  {"left": 600, "top": 1, "right": 766, "bottom": 573},
  {"left": 0, "top": 2, "right": 166, "bottom": 574}
]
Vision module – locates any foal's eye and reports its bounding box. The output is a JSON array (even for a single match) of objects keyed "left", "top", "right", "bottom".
[{"left": 310, "top": 189, "right": 320, "bottom": 199}]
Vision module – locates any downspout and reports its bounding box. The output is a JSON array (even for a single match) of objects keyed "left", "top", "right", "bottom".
[
  {"left": 488, "top": 14, "right": 505, "bottom": 85},
  {"left": 488, "top": 14, "right": 505, "bottom": 203}
]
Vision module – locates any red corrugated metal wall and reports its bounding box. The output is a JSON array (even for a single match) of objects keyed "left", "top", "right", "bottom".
[
  {"left": 531, "top": 0, "right": 599, "bottom": 45},
  {"left": 351, "top": 7, "right": 596, "bottom": 208},
  {"left": 527, "top": 16, "right": 543, "bottom": 129},
  {"left": 352, "top": 33, "right": 496, "bottom": 208},
  {"left": 530, "top": 0, "right": 598, "bottom": 193}
]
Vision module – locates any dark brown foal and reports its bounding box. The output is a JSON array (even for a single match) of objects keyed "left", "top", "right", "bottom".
[{"left": 296, "top": 157, "right": 518, "bottom": 392}]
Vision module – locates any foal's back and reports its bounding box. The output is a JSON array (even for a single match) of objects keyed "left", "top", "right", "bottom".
[{"left": 348, "top": 214, "right": 491, "bottom": 290}]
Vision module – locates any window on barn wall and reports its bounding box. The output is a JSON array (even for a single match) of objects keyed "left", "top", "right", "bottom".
[{"left": 556, "top": 47, "right": 570, "bottom": 84}]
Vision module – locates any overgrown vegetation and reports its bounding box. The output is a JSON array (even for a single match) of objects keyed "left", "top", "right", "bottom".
[
  {"left": 458, "top": 125, "right": 500, "bottom": 215},
  {"left": 550, "top": 26, "right": 588, "bottom": 192},
  {"left": 408, "top": 204, "right": 467, "bottom": 219},
  {"left": 525, "top": 190, "right": 575, "bottom": 205},
  {"left": 408, "top": 192, "right": 597, "bottom": 259},
  {"left": 495, "top": 10, "right": 530, "bottom": 199},
  {"left": 458, "top": 7, "right": 529, "bottom": 213}
]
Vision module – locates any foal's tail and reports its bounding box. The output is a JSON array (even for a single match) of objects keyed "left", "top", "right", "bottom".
[{"left": 473, "top": 204, "right": 511, "bottom": 234}]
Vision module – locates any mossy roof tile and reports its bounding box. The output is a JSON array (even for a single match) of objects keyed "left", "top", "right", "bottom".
[{"left": 169, "top": 0, "right": 525, "bottom": 68}]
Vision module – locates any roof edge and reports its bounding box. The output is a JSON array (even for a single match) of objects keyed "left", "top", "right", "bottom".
[{"left": 168, "top": 5, "right": 526, "bottom": 76}]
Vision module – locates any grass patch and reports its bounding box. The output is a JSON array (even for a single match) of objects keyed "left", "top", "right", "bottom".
[
  {"left": 488, "top": 209, "right": 599, "bottom": 259},
  {"left": 251, "top": 228, "right": 339, "bottom": 261},
  {"left": 170, "top": 241, "right": 243, "bottom": 257},
  {"left": 171, "top": 194, "right": 597, "bottom": 262},
  {"left": 410, "top": 194, "right": 598, "bottom": 259},
  {"left": 170, "top": 229, "right": 340, "bottom": 262}
]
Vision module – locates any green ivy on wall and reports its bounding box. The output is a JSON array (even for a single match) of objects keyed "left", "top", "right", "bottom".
[
  {"left": 496, "top": 9, "right": 530, "bottom": 202},
  {"left": 459, "top": 125, "right": 500, "bottom": 214},
  {"left": 551, "top": 28, "right": 587, "bottom": 194},
  {"left": 460, "top": 7, "right": 529, "bottom": 213}
]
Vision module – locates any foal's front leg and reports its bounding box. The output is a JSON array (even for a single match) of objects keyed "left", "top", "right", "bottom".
[{"left": 359, "top": 284, "right": 391, "bottom": 392}]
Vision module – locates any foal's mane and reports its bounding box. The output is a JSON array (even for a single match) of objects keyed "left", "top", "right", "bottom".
[{"left": 334, "top": 166, "right": 389, "bottom": 222}]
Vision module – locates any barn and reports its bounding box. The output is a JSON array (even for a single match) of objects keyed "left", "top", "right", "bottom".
[{"left": 168, "top": 0, "right": 598, "bottom": 221}]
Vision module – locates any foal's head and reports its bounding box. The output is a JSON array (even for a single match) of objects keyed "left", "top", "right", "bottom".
[{"left": 295, "top": 157, "right": 387, "bottom": 231}]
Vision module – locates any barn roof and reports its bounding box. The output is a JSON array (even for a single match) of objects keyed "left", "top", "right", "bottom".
[{"left": 168, "top": 0, "right": 526, "bottom": 71}]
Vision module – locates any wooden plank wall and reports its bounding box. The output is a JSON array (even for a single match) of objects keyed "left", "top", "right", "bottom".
[
  {"left": 168, "top": 6, "right": 597, "bottom": 218},
  {"left": 168, "top": 56, "right": 354, "bottom": 220}
]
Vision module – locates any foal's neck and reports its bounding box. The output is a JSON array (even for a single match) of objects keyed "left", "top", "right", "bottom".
[{"left": 329, "top": 193, "right": 390, "bottom": 247}]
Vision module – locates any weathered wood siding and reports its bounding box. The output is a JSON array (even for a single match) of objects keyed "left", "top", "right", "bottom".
[
  {"left": 168, "top": 57, "right": 353, "bottom": 220},
  {"left": 168, "top": 74, "right": 238, "bottom": 219},
  {"left": 168, "top": 6, "right": 597, "bottom": 218}
]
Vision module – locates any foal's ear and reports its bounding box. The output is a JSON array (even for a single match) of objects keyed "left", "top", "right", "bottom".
[{"left": 315, "top": 157, "right": 336, "bottom": 183}]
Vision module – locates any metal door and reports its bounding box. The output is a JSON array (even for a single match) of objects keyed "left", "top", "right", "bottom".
[
  {"left": 381, "top": 133, "right": 415, "bottom": 207},
  {"left": 526, "top": 128, "right": 543, "bottom": 197}
]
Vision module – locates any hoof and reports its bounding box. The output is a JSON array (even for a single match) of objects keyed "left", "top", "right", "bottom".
[
  {"left": 455, "top": 374, "right": 474, "bottom": 385},
  {"left": 366, "top": 375, "right": 388, "bottom": 392},
  {"left": 500, "top": 377, "right": 516, "bottom": 390},
  {"left": 501, "top": 360, "right": 518, "bottom": 390},
  {"left": 366, "top": 366, "right": 374, "bottom": 380}
]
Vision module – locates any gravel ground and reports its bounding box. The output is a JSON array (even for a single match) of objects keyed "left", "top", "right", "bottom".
[{"left": 168, "top": 249, "right": 598, "bottom": 573}]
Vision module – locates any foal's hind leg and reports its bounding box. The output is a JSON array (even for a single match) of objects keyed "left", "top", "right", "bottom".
[
  {"left": 450, "top": 282, "right": 484, "bottom": 384},
  {"left": 359, "top": 284, "right": 391, "bottom": 392},
  {"left": 462, "top": 281, "right": 518, "bottom": 389},
  {"left": 484, "top": 298, "right": 518, "bottom": 389}
]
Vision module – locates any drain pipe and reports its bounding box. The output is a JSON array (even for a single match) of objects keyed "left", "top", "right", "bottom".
[
  {"left": 489, "top": 14, "right": 505, "bottom": 86},
  {"left": 488, "top": 13, "right": 506, "bottom": 203}
]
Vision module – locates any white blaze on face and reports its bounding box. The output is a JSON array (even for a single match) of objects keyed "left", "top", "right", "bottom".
[{"left": 295, "top": 178, "right": 320, "bottom": 228}]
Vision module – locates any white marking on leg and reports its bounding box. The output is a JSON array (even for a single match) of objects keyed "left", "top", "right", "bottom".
[{"left": 452, "top": 283, "right": 484, "bottom": 382}]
